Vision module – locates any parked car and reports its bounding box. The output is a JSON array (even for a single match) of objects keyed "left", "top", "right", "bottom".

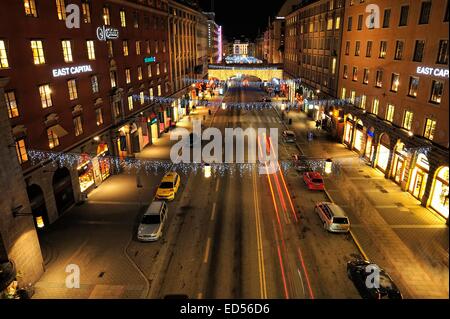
[
  {"left": 347, "top": 259, "right": 403, "bottom": 299},
  {"left": 282, "top": 130, "right": 296, "bottom": 143},
  {"left": 155, "top": 172, "right": 181, "bottom": 201},
  {"left": 303, "top": 172, "right": 324, "bottom": 190},
  {"left": 137, "top": 201, "right": 168, "bottom": 242},
  {"left": 314, "top": 202, "right": 350, "bottom": 233}
]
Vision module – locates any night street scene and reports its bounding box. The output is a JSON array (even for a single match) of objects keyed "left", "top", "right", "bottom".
[{"left": 0, "top": 0, "right": 449, "bottom": 312}]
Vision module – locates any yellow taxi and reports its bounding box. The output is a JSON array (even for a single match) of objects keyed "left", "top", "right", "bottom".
[{"left": 155, "top": 172, "right": 181, "bottom": 201}]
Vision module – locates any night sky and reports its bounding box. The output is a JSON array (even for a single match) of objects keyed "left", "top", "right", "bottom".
[{"left": 199, "top": 0, "right": 287, "bottom": 40}]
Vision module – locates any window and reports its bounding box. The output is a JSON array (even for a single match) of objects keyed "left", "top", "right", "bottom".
[
  {"left": 149, "top": 87, "right": 154, "bottom": 98},
  {"left": 73, "top": 116, "right": 83, "bottom": 136},
  {"left": 413, "top": 40, "right": 425, "bottom": 62},
  {"left": 350, "top": 90, "right": 356, "bottom": 104},
  {"left": 408, "top": 77, "right": 419, "bottom": 97},
  {"left": 86, "top": 40, "right": 95, "bottom": 60},
  {"left": 67, "top": 79, "right": 78, "bottom": 100},
  {"left": 62, "top": 40, "right": 73, "bottom": 63},
  {"left": 394, "top": 41, "right": 404, "bottom": 60},
  {"left": 372, "top": 98, "right": 379, "bottom": 115},
  {"left": 390, "top": 73, "right": 400, "bottom": 92},
  {"left": 327, "top": 18, "right": 333, "bottom": 30},
  {"left": 47, "top": 128, "right": 60, "bottom": 149},
  {"left": 382, "top": 9, "right": 391, "bottom": 28},
  {"left": 375, "top": 70, "right": 383, "bottom": 88},
  {"left": 445, "top": 1, "right": 449, "bottom": 22},
  {"left": 24, "top": 0, "right": 37, "bottom": 17},
  {"left": 355, "top": 41, "right": 361, "bottom": 56},
  {"left": 120, "top": 10, "right": 126, "bottom": 27},
  {"left": 39, "top": 85, "right": 52, "bottom": 108},
  {"left": 437, "top": 40, "right": 449, "bottom": 64},
  {"left": 343, "top": 65, "right": 348, "bottom": 79},
  {"left": 352, "top": 67, "right": 358, "bottom": 81},
  {"left": 56, "top": 0, "right": 66, "bottom": 20},
  {"left": 146, "top": 40, "right": 151, "bottom": 54},
  {"left": 403, "top": 111, "right": 414, "bottom": 130},
  {"left": 366, "top": 41, "right": 372, "bottom": 57},
  {"left": 91, "top": 75, "right": 99, "bottom": 93},
  {"left": 419, "top": 1, "right": 432, "bottom": 24},
  {"left": 156, "top": 63, "right": 160, "bottom": 75},
  {"left": 360, "top": 95, "right": 367, "bottom": 109},
  {"left": 128, "top": 95, "right": 134, "bottom": 110},
  {"left": 335, "top": 16, "right": 341, "bottom": 29},
  {"left": 430, "top": 80, "right": 444, "bottom": 103},
  {"left": 123, "top": 40, "right": 129, "bottom": 56},
  {"left": 155, "top": 40, "right": 159, "bottom": 54},
  {"left": 148, "top": 64, "right": 152, "bottom": 77},
  {"left": 399, "top": 5, "right": 409, "bottom": 26},
  {"left": 341, "top": 87, "right": 346, "bottom": 99},
  {"left": 331, "top": 58, "right": 336, "bottom": 74},
  {"left": 163, "top": 41, "right": 167, "bottom": 53},
  {"left": 164, "top": 62, "right": 168, "bottom": 73},
  {"left": 31, "top": 40, "right": 45, "bottom": 64},
  {"left": 125, "top": 68, "right": 131, "bottom": 84},
  {"left": 423, "top": 118, "right": 436, "bottom": 140},
  {"left": 103, "top": 6, "right": 110, "bottom": 25},
  {"left": 357, "top": 15, "right": 363, "bottom": 30},
  {"left": 347, "top": 16, "right": 353, "bottom": 31},
  {"left": 95, "top": 108, "right": 103, "bottom": 126},
  {"left": 345, "top": 41, "right": 350, "bottom": 55},
  {"left": 363, "top": 68, "right": 369, "bottom": 84},
  {"left": 0, "top": 40, "right": 9, "bottom": 68},
  {"left": 158, "top": 85, "right": 162, "bottom": 96},
  {"left": 386, "top": 104, "right": 395, "bottom": 122},
  {"left": 82, "top": 0, "right": 91, "bottom": 23},
  {"left": 140, "top": 91, "right": 145, "bottom": 105},
  {"left": 107, "top": 40, "right": 114, "bottom": 57},
  {"left": 136, "top": 41, "right": 141, "bottom": 55},
  {"left": 137, "top": 66, "right": 142, "bottom": 80},
  {"left": 5, "top": 91, "right": 19, "bottom": 118},
  {"left": 15, "top": 139, "right": 28, "bottom": 164},
  {"left": 379, "top": 41, "right": 387, "bottom": 58},
  {"left": 133, "top": 12, "right": 139, "bottom": 28}
]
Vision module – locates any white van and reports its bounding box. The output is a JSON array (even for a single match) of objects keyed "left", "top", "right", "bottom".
[
  {"left": 137, "top": 201, "right": 168, "bottom": 242},
  {"left": 314, "top": 202, "right": 350, "bottom": 233}
]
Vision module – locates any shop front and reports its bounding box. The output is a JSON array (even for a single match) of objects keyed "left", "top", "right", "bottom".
[
  {"left": 353, "top": 120, "right": 365, "bottom": 153},
  {"left": 343, "top": 115, "right": 354, "bottom": 146},
  {"left": 77, "top": 153, "right": 95, "bottom": 193},
  {"left": 376, "top": 133, "right": 391, "bottom": 173},
  {"left": 92, "top": 143, "right": 111, "bottom": 186},
  {"left": 408, "top": 153, "right": 429, "bottom": 201},
  {"left": 165, "top": 106, "right": 172, "bottom": 129},
  {"left": 158, "top": 109, "right": 165, "bottom": 134},
  {"left": 391, "top": 141, "right": 408, "bottom": 186},
  {"left": 364, "top": 127, "right": 375, "bottom": 161},
  {"left": 149, "top": 113, "right": 159, "bottom": 144},
  {"left": 430, "top": 166, "right": 449, "bottom": 219}
]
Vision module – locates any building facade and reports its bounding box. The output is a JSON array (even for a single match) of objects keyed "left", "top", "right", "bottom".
[
  {"left": 203, "top": 12, "right": 221, "bottom": 64},
  {"left": 0, "top": 0, "right": 171, "bottom": 226},
  {"left": 337, "top": 0, "right": 449, "bottom": 221}
]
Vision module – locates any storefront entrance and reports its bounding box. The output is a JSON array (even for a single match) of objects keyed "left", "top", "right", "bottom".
[
  {"left": 364, "top": 127, "right": 375, "bottom": 161},
  {"left": 409, "top": 153, "right": 429, "bottom": 201},
  {"left": 344, "top": 116, "right": 354, "bottom": 146},
  {"left": 52, "top": 167, "right": 75, "bottom": 216},
  {"left": 77, "top": 154, "right": 95, "bottom": 193},
  {"left": 376, "top": 133, "right": 391, "bottom": 173},
  {"left": 391, "top": 142, "right": 408, "bottom": 186},
  {"left": 430, "top": 166, "right": 449, "bottom": 219},
  {"left": 26, "top": 184, "right": 49, "bottom": 228},
  {"left": 353, "top": 120, "right": 364, "bottom": 153}
]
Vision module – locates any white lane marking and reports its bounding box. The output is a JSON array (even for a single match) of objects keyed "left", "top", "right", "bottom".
[
  {"left": 203, "top": 237, "right": 211, "bottom": 263},
  {"left": 297, "top": 268, "right": 306, "bottom": 298},
  {"left": 210, "top": 203, "right": 217, "bottom": 221}
]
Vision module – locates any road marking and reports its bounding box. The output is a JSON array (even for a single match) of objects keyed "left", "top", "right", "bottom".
[
  {"left": 203, "top": 237, "right": 211, "bottom": 264},
  {"left": 253, "top": 169, "right": 267, "bottom": 299},
  {"left": 210, "top": 203, "right": 216, "bottom": 221},
  {"left": 215, "top": 179, "right": 220, "bottom": 192},
  {"left": 297, "top": 268, "right": 306, "bottom": 297}
]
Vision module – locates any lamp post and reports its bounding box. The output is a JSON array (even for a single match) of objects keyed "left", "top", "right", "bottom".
[{"left": 324, "top": 158, "right": 333, "bottom": 175}]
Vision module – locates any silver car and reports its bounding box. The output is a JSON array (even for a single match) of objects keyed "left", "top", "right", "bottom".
[
  {"left": 137, "top": 201, "right": 168, "bottom": 242},
  {"left": 283, "top": 130, "right": 296, "bottom": 143}
]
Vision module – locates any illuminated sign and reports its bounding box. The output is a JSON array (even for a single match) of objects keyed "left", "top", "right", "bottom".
[
  {"left": 96, "top": 26, "right": 119, "bottom": 41},
  {"left": 417, "top": 66, "right": 449, "bottom": 78},
  {"left": 52, "top": 65, "right": 92, "bottom": 77},
  {"left": 144, "top": 56, "right": 156, "bottom": 63}
]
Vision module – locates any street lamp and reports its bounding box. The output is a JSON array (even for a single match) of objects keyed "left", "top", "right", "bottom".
[
  {"left": 36, "top": 216, "right": 45, "bottom": 229},
  {"left": 204, "top": 163, "right": 211, "bottom": 178}
]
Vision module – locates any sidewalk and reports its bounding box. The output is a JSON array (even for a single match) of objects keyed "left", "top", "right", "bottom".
[{"left": 283, "top": 110, "right": 449, "bottom": 299}]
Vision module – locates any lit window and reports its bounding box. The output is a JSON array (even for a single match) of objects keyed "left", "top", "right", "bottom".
[
  {"left": 352, "top": 67, "right": 358, "bottom": 81},
  {"left": 128, "top": 95, "right": 134, "bottom": 110},
  {"left": 360, "top": 95, "right": 367, "bottom": 109},
  {"left": 62, "top": 40, "right": 73, "bottom": 63},
  {"left": 136, "top": 41, "right": 141, "bottom": 55},
  {"left": 408, "top": 77, "right": 419, "bottom": 97},
  {"left": 15, "top": 139, "right": 28, "bottom": 164},
  {"left": 91, "top": 75, "right": 99, "bottom": 93},
  {"left": 82, "top": 1, "right": 91, "bottom": 23},
  {"left": 56, "top": 0, "right": 66, "bottom": 21},
  {"left": 375, "top": 70, "right": 383, "bottom": 88},
  {"left": 355, "top": 41, "right": 360, "bottom": 56},
  {"left": 363, "top": 68, "right": 369, "bottom": 84},
  {"left": 423, "top": 118, "right": 436, "bottom": 140},
  {"left": 341, "top": 87, "right": 346, "bottom": 99},
  {"left": 107, "top": 40, "right": 114, "bottom": 57},
  {"left": 156, "top": 63, "right": 160, "bottom": 75},
  {"left": 437, "top": 40, "right": 449, "bottom": 65},
  {"left": 140, "top": 91, "right": 145, "bottom": 105},
  {"left": 350, "top": 90, "right": 356, "bottom": 104},
  {"left": 125, "top": 68, "right": 131, "bottom": 84},
  {"left": 24, "top": 0, "right": 37, "bottom": 17},
  {"left": 155, "top": 40, "right": 159, "bottom": 54},
  {"left": 343, "top": 65, "right": 348, "bottom": 79},
  {"left": 31, "top": 40, "right": 45, "bottom": 64},
  {"left": 335, "top": 17, "right": 340, "bottom": 29},
  {"left": 372, "top": 98, "right": 379, "bottom": 115},
  {"left": 164, "top": 62, "right": 168, "bottom": 73},
  {"left": 67, "top": 79, "right": 78, "bottom": 100},
  {"left": 148, "top": 64, "right": 152, "bottom": 77},
  {"left": 5, "top": 91, "right": 19, "bottom": 118},
  {"left": 120, "top": 10, "right": 126, "bottom": 27},
  {"left": 103, "top": 6, "right": 110, "bottom": 25},
  {"left": 47, "top": 128, "right": 60, "bottom": 149},
  {"left": 163, "top": 41, "right": 166, "bottom": 53},
  {"left": 95, "top": 108, "right": 103, "bottom": 126},
  {"left": 390, "top": 73, "right": 400, "bottom": 92},
  {"left": 39, "top": 85, "right": 52, "bottom": 108},
  {"left": 386, "top": 104, "right": 395, "bottom": 122},
  {"left": 110, "top": 71, "right": 117, "bottom": 88},
  {"left": 327, "top": 18, "right": 333, "bottom": 30},
  {"left": 73, "top": 116, "right": 83, "bottom": 136},
  {"left": 123, "top": 40, "right": 129, "bottom": 56},
  {"left": 379, "top": 41, "right": 387, "bottom": 58},
  {"left": 138, "top": 67, "right": 142, "bottom": 80},
  {"left": 157, "top": 85, "right": 162, "bottom": 96},
  {"left": 430, "top": 80, "right": 444, "bottom": 104},
  {"left": 149, "top": 88, "right": 154, "bottom": 98},
  {"left": 0, "top": 40, "right": 9, "bottom": 68},
  {"left": 403, "top": 111, "right": 414, "bottom": 130},
  {"left": 86, "top": 40, "right": 95, "bottom": 60},
  {"left": 146, "top": 40, "right": 151, "bottom": 54}
]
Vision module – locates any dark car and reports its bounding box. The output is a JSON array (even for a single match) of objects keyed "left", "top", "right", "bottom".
[{"left": 347, "top": 259, "right": 403, "bottom": 299}]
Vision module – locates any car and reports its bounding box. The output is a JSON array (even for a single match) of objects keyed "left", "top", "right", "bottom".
[
  {"left": 155, "top": 171, "right": 181, "bottom": 201},
  {"left": 303, "top": 172, "right": 324, "bottom": 190},
  {"left": 282, "top": 130, "right": 296, "bottom": 143},
  {"left": 347, "top": 259, "right": 403, "bottom": 299},
  {"left": 314, "top": 202, "right": 350, "bottom": 233},
  {"left": 137, "top": 201, "right": 168, "bottom": 242}
]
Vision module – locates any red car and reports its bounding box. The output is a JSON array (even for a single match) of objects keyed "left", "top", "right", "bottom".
[{"left": 303, "top": 172, "right": 324, "bottom": 190}]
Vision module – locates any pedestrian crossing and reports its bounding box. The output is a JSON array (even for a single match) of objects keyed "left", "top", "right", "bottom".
[{"left": 212, "top": 115, "right": 282, "bottom": 125}]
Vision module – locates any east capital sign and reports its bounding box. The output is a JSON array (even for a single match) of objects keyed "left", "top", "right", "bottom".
[
  {"left": 52, "top": 65, "right": 93, "bottom": 77},
  {"left": 416, "top": 66, "right": 449, "bottom": 78}
]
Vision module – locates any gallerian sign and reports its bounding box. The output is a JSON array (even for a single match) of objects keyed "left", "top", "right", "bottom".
[{"left": 96, "top": 25, "right": 119, "bottom": 41}]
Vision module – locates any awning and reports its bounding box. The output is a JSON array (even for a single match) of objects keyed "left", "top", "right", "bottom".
[{"left": 49, "top": 124, "right": 68, "bottom": 138}]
